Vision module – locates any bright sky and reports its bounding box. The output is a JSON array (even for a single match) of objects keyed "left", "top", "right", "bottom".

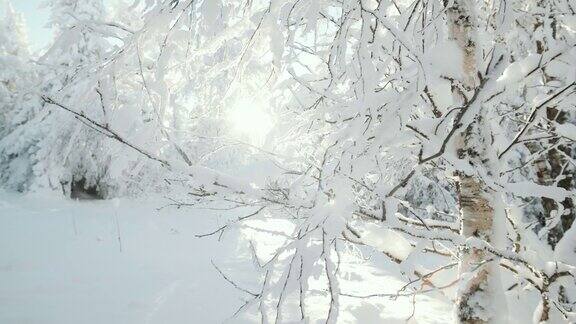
[{"left": 9, "top": 0, "right": 52, "bottom": 51}]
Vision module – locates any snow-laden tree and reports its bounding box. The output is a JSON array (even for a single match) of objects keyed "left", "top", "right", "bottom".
[
  {"left": 259, "top": 0, "right": 576, "bottom": 322},
  {"left": 2, "top": 0, "right": 212, "bottom": 196},
  {"left": 1, "top": 0, "right": 282, "bottom": 197},
  {"left": 32, "top": 0, "right": 119, "bottom": 197},
  {"left": 1, "top": 0, "right": 575, "bottom": 323},
  {"left": 128, "top": 1, "right": 574, "bottom": 322},
  {"left": 511, "top": 0, "right": 576, "bottom": 250},
  {"left": 0, "top": 0, "right": 286, "bottom": 200},
  {"left": 0, "top": 1, "right": 39, "bottom": 191},
  {"left": 0, "top": 0, "right": 117, "bottom": 195},
  {"left": 0, "top": 1, "right": 29, "bottom": 137}
]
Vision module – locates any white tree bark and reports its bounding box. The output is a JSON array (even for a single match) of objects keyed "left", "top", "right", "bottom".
[{"left": 447, "top": 1, "right": 496, "bottom": 322}]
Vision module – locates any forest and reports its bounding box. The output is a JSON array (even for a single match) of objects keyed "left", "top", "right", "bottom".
[{"left": 0, "top": 0, "right": 575, "bottom": 323}]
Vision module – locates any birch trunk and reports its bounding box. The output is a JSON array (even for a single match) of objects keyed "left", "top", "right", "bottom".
[{"left": 447, "top": 1, "right": 496, "bottom": 322}]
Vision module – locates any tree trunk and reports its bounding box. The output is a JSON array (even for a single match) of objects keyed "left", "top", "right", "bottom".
[
  {"left": 455, "top": 175, "right": 494, "bottom": 323},
  {"left": 446, "top": 1, "right": 496, "bottom": 322}
]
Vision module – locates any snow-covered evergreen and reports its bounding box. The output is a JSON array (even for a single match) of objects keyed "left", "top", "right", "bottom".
[{"left": 0, "top": 1, "right": 39, "bottom": 191}]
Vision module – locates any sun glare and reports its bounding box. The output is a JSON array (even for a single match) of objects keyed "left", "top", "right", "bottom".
[{"left": 227, "top": 98, "right": 274, "bottom": 144}]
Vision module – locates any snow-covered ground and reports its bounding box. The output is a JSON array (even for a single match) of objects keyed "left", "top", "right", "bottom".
[
  {"left": 0, "top": 190, "right": 257, "bottom": 323},
  {"left": 0, "top": 190, "right": 454, "bottom": 323}
]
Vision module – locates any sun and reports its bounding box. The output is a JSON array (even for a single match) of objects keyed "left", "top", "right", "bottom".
[{"left": 226, "top": 98, "right": 274, "bottom": 145}]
